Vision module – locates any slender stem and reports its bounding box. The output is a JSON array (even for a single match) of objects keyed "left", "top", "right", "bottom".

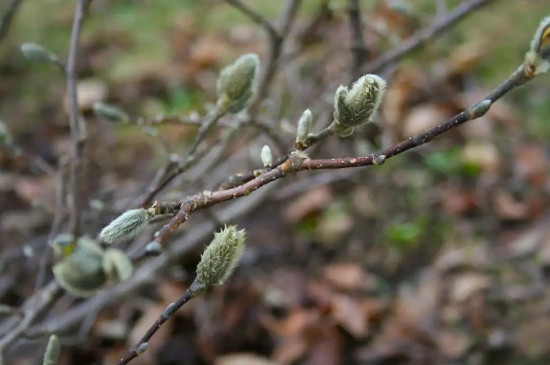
[
  {"left": 347, "top": 0, "right": 367, "bottom": 79},
  {"left": 117, "top": 288, "right": 195, "bottom": 365},
  {"left": 223, "top": 0, "right": 277, "bottom": 40},
  {"left": 0, "top": 0, "right": 23, "bottom": 46},
  {"left": 365, "top": 0, "right": 496, "bottom": 74}
]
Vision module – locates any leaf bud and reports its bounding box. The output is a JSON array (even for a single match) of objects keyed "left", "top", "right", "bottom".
[
  {"left": 525, "top": 16, "right": 550, "bottom": 76},
  {"left": 42, "top": 334, "right": 60, "bottom": 365},
  {"left": 295, "top": 109, "right": 312, "bottom": 148},
  {"left": 260, "top": 145, "right": 272, "bottom": 168},
  {"left": 92, "top": 102, "right": 130, "bottom": 124},
  {"left": 216, "top": 54, "right": 260, "bottom": 113},
  {"left": 193, "top": 225, "right": 246, "bottom": 292},
  {"left": 333, "top": 74, "right": 386, "bottom": 135},
  {"left": 20, "top": 42, "right": 57, "bottom": 64},
  {"left": 99, "top": 208, "right": 152, "bottom": 244}
]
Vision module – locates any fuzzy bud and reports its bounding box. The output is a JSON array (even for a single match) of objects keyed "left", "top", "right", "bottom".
[
  {"left": 42, "top": 334, "right": 60, "bottom": 365},
  {"left": 333, "top": 74, "right": 386, "bottom": 135},
  {"left": 50, "top": 233, "right": 78, "bottom": 259},
  {"left": 260, "top": 145, "right": 272, "bottom": 168},
  {"left": 194, "top": 225, "right": 246, "bottom": 291},
  {"left": 216, "top": 54, "right": 260, "bottom": 113},
  {"left": 92, "top": 102, "right": 130, "bottom": 124},
  {"left": 295, "top": 109, "right": 312, "bottom": 148},
  {"left": 20, "top": 42, "right": 57, "bottom": 64},
  {"left": 102, "top": 249, "right": 133, "bottom": 282},
  {"left": 99, "top": 208, "right": 152, "bottom": 244},
  {"left": 52, "top": 237, "right": 107, "bottom": 297},
  {"left": 525, "top": 16, "right": 550, "bottom": 75}
]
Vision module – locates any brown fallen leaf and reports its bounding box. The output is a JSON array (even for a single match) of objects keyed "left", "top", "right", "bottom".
[
  {"left": 215, "top": 353, "right": 279, "bottom": 365},
  {"left": 322, "top": 262, "right": 374, "bottom": 292}
]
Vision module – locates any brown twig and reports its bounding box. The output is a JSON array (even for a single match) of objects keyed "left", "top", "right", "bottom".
[
  {"left": 66, "top": 0, "right": 92, "bottom": 236},
  {"left": 222, "top": 0, "right": 277, "bottom": 40},
  {"left": 0, "top": 0, "right": 23, "bottom": 46},
  {"left": 365, "top": 0, "right": 497, "bottom": 74}
]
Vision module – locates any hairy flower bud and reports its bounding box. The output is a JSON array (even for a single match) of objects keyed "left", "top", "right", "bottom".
[
  {"left": 295, "top": 109, "right": 312, "bottom": 148},
  {"left": 194, "top": 225, "right": 246, "bottom": 292},
  {"left": 103, "top": 249, "right": 133, "bottom": 282},
  {"left": 52, "top": 237, "right": 107, "bottom": 297},
  {"left": 333, "top": 74, "right": 386, "bottom": 135},
  {"left": 260, "top": 145, "right": 272, "bottom": 168},
  {"left": 20, "top": 42, "right": 57, "bottom": 63},
  {"left": 525, "top": 16, "right": 550, "bottom": 75},
  {"left": 42, "top": 334, "right": 60, "bottom": 365},
  {"left": 92, "top": 102, "right": 130, "bottom": 124},
  {"left": 216, "top": 54, "right": 260, "bottom": 113},
  {"left": 99, "top": 208, "right": 152, "bottom": 244}
]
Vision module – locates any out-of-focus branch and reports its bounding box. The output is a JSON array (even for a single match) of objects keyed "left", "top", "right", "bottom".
[
  {"left": 222, "top": 0, "right": 277, "bottom": 40},
  {"left": 347, "top": 0, "right": 367, "bottom": 79},
  {"left": 0, "top": 0, "right": 23, "bottom": 46},
  {"left": 365, "top": 0, "right": 497, "bottom": 74},
  {"left": 66, "top": 0, "right": 92, "bottom": 235}
]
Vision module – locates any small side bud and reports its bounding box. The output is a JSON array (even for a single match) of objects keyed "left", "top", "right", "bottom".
[
  {"left": 216, "top": 54, "right": 260, "bottom": 113},
  {"left": 42, "top": 334, "right": 60, "bottom": 365},
  {"left": 194, "top": 225, "right": 246, "bottom": 292},
  {"left": 99, "top": 209, "right": 152, "bottom": 244},
  {"left": 102, "top": 249, "right": 133, "bottom": 282},
  {"left": 295, "top": 109, "right": 313, "bottom": 149},
  {"left": 92, "top": 102, "right": 130, "bottom": 124},
  {"left": 145, "top": 241, "right": 163, "bottom": 256},
  {"left": 52, "top": 237, "right": 107, "bottom": 297},
  {"left": 333, "top": 74, "right": 387, "bottom": 136},
  {"left": 136, "top": 342, "right": 148, "bottom": 356},
  {"left": 525, "top": 16, "right": 550, "bottom": 76},
  {"left": 20, "top": 43, "right": 57, "bottom": 64},
  {"left": 468, "top": 99, "right": 492, "bottom": 118},
  {"left": 260, "top": 145, "right": 272, "bottom": 168}
]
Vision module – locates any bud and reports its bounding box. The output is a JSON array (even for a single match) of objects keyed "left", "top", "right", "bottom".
[
  {"left": 20, "top": 42, "right": 57, "bottom": 64},
  {"left": 216, "top": 54, "right": 260, "bottom": 113},
  {"left": 0, "top": 120, "right": 12, "bottom": 147},
  {"left": 52, "top": 237, "right": 107, "bottom": 297},
  {"left": 136, "top": 342, "right": 149, "bottom": 356},
  {"left": 145, "top": 241, "right": 163, "bottom": 256},
  {"left": 99, "top": 208, "right": 152, "bottom": 244},
  {"left": 525, "top": 16, "right": 550, "bottom": 75},
  {"left": 50, "top": 233, "right": 78, "bottom": 259},
  {"left": 333, "top": 74, "right": 386, "bottom": 135},
  {"left": 92, "top": 102, "right": 130, "bottom": 124},
  {"left": 42, "top": 334, "right": 60, "bottom": 365},
  {"left": 295, "top": 109, "right": 312, "bottom": 148},
  {"left": 103, "top": 249, "right": 133, "bottom": 282},
  {"left": 260, "top": 145, "right": 272, "bottom": 168},
  {"left": 193, "top": 225, "right": 246, "bottom": 292}
]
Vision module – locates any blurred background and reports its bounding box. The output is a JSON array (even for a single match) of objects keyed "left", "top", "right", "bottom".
[{"left": 1, "top": 0, "right": 550, "bottom": 364}]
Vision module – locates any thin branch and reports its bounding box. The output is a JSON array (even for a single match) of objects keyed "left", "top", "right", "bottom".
[
  {"left": 365, "top": 0, "right": 497, "bottom": 74},
  {"left": 66, "top": 0, "right": 92, "bottom": 235},
  {"left": 117, "top": 288, "right": 195, "bottom": 364},
  {"left": 222, "top": 0, "right": 277, "bottom": 40},
  {"left": 0, "top": 0, "right": 23, "bottom": 46},
  {"left": 347, "top": 0, "right": 367, "bottom": 79}
]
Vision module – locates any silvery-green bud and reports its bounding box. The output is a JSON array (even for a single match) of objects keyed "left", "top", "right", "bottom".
[
  {"left": 260, "top": 145, "right": 272, "bottom": 168},
  {"left": 333, "top": 74, "right": 387, "bottom": 133},
  {"left": 525, "top": 16, "right": 550, "bottom": 76},
  {"left": 42, "top": 334, "right": 60, "bottom": 365},
  {"left": 103, "top": 249, "right": 133, "bottom": 282},
  {"left": 0, "top": 120, "right": 12, "bottom": 147},
  {"left": 295, "top": 109, "right": 312, "bottom": 148},
  {"left": 52, "top": 237, "right": 107, "bottom": 297},
  {"left": 99, "top": 208, "right": 152, "bottom": 244},
  {"left": 92, "top": 102, "right": 130, "bottom": 124},
  {"left": 20, "top": 43, "right": 57, "bottom": 64},
  {"left": 216, "top": 54, "right": 260, "bottom": 113},
  {"left": 194, "top": 225, "right": 246, "bottom": 292}
]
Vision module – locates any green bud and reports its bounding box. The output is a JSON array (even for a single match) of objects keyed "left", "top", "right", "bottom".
[
  {"left": 52, "top": 237, "right": 107, "bottom": 297},
  {"left": 295, "top": 109, "right": 312, "bottom": 147},
  {"left": 50, "top": 233, "right": 78, "bottom": 259},
  {"left": 333, "top": 74, "right": 387, "bottom": 134},
  {"left": 103, "top": 249, "right": 133, "bottom": 282},
  {"left": 525, "top": 16, "right": 550, "bottom": 75},
  {"left": 99, "top": 208, "right": 152, "bottom": 244},
  {"left": 260, "top": 145, "right": 272, "bottom": 168},
  {"left": 42, "top": 334, "right": 60, "bottom": 365},
  {"left": 0, "top": 120, "right": 12, "bottom": 147},
  {"left": 194, "top": 225, "right": 246, "bottom": 291},
  {"left": 216, "top": 53, "right": 260, "bottom": 113},
  {"left": 136, "top": 342, "right": 148, "bottom": 356},
  {"left": 92, "top": 102, "right": 130, "bottom": 124},
  {"left": 20, "top": 42, "right": 57, "bottom": 64}
]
